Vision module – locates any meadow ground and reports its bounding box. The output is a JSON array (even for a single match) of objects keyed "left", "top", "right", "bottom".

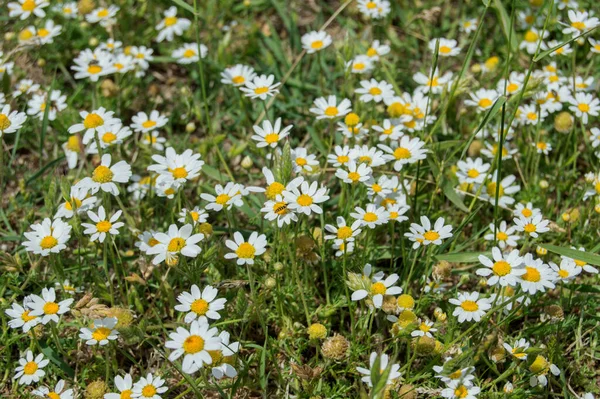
[{"left": 1, "top": 0, "right": 600, "bottom": 398}]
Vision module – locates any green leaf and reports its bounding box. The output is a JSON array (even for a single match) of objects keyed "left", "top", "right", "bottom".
[
  {"left": 460, "top": 96, "right": 507, "bottom": 161},
  {"left": 493, "top": 0, "right": 517, "bottom": 51},
  {"left": 41, "top": 345, "right": 75, "bottom": 378},
  {"left": 202, "top": 165, "right": 224, "bottom": 182},
  {"left": 540, "top": 244, "right": 600, "bottom": 266},
  {"left": 434, "top": 251, "right": 491, "bottom": 263},
  {"left": 170, "top": 0, "right": 196, "bottom": 15},
  {"left": 26, "top": 156, "right": 66, "bottom": 186},
  {"left": 442, "top": 180, "right": 469, "bottom": 213},
  {"left": 533, "top": 26, "right": 599, "bottom": 62}
]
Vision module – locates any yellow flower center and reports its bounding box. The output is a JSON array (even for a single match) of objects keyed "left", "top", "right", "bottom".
[
  {"left": 141, "top": 385, "right": 157, "bottom": 398},
  {"left": 369, "top": 87, "right": 382, "bottom": 95},
  {"left": 460, "top": 300, "right": 479, "bottom": 312},
  {"left": 394, "top": 147, "right": 411, "bottom": 160},
  {"left": 97, "top": 8, "right": 109, "bottom": 17},
  {"left": 48, "top": 393, "right": 61, "bottom": 399},
  {"left": 215, "top": 193, "right": 230, "bottom": 205},
  {"left": 428, "top": 76, "right": 439, "bottom": 87},
  {"left": 478, "top": 98, "right": 492, "bottom": 108},
  {"left": 183, "top": 334, "right": 205, "bottom": 354},
  {"left": 92, "top": 326, "right": 112, "bottom": 341},
  {"left": 366, "top": 1, "right": 376, "bottom": 9},
  {"left": 397, "top": 294, "right": 414, "bottom": 309},
  {"left": 371, "top": 281, "right": 387, "bottom": 295},
  {"left": 527, "top": 112, "right": 537, "bottom": 121},
  {"left": 571, "top": 21, "right": 585, "bottom": 30},
  {"left": 578, "top": 103, "right": 590, "bottom": 113},
  {"left": 170, "top": 167, "right": 188, "bottom": 179},
  {"left": 536, "top": 142, "right": 547, "bottom": 150},
  {"left": 363, "top": 212, "right": 378, "bottom": 222},
  {"left": 19, "top": 29, "right": 34, "bottom": 41},
  {"left": 66, "top": 135, "right": 81, "bottom": 151},
  {"left": 573, "top": 259, "right": 586, "bottom": 267},
  {"left": 337, "top": 226, "right": 353, "bottom": 240},
  {"left": 102, "top": 132, "right": 117, "bottom": 143},
  {"left": 467, "top": 169, "right": 480, "bottom": 178},
  {"left": 311, "top": 40, "right": 323, "bottom": 49},
  {"left": 43, "top": 302, "right": 59, "bottom": 314},
  {"left": 22, "top": 0, "right": 35, "bottom": 11},
  {"left": 0, "top": 114, "right": 11, "bottom": 131},
  {"left": 190, "top": 299, "right": 209, "bottom": 315},
  {"left": 164, "top": 16, "right": 178, "bottom": 26},
  {"left": 497, "top": 231, "right": 508, "bottom": 241},
  {"left": 486, "top": 182, "right": 504, "bottom": 196},
  {"left": 419, "top": 322, "right": 431, "bottom": 332},
  {"left": 324, "top": 106, "right": 338, "bottom": 117},
  {"left": 522, "top": 266, "right": 541, "bottom": 282},
  {"left": 272, "top": 201, "right": 289, "bottom": 215},
  {"left": 353, "top": 63, "right": 365, "bottom": 70},
  {"left": 236, "top": 242, "right": 256, "bottom": 259},
  {"left": 40, "top": 235, "right": 58, "bottom": 249},
  {"left": 439, "top": 46, "right": 451, "bottom": 54},
  {"left": 366, "top": 47, "right": 377, "bottom": 57},
  {"left": 558, "top": 269, "right": 569, "bottom": 278},
  {"left": 87, "top": 64, "right": 103, "bottom": 75},
  {"left": 23, "top": 361, "right": 38, "bottom": 375},
  {"left": 232, "top": 75, "right": 245, "bottom": 84},
  {"left": 296, "top": 194, "right": 313, "bottom": 206},
  {"left": 423, "top": 231, "right": 440, "bottom": 241},
  {"left": 148, "top": 237, "right": 159, "bottom": 247},
  {"left": 264, "top": 133, "right": 279, "bottom": 144},
  {"left": 347, "top": 172, "right": 361, "bottom": 182},
  {"left": 265, "top": 182, "right": 284, "bottom": 200},
  {"left": 183, "top": 49, "right": 196, "bottom": 58},
  {"left": 492, "top": 260, "right": 512, "bottom": 276},
  {"left": 83, "top": 113, "right": 104, "bottom": 129},
  {"left": 120, "top": 390, "right": 132, "bottom": 399},
  {"left": 358, "top": 156, "right": 372, "bottom": 164},
  {"left": 454, "top": 385, "right": 469, "bottom": 398},
  {"left": 524, "top": 223, "right": 536, "bottom": 233},
  {"left": 96, "top": 220, "right": 112, "bottom": 233},
  {"left": 254, "top": 87, "right": 269, "bottom": 95},
  {"left": 21, "top": 310, "right": 36, "bottom": 322},
  {"left": 92, "top": 165, "right": 114, "bottom": 183},
  {"left": 142, "top": 120, "right": 157, "bottom": 129},
  {"left": 529, "top": 355, "right": 549, "bottom": 374},
  {"left": 167, "top": 237, "right": 186, "bottom": 252},
  {"left": 387, "top": 103, "right": 405, "bottom": 118},
  {"left": 525, "top": 30, "right": 538, "bottom": 42},
  {"left": 37, "top": 28, "right": 49, "bottom": 37}
]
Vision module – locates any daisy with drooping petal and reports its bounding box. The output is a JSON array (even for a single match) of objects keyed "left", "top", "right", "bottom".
[
  {"left": 351, "top": 145, "right": 388, "bottom": 167},
  {"left": 483, "top": 221, "right": 520, "bottom": 249},
  {"left": 240, "top": 74, "right": 280, "bottom": 100},
  {"left": 166, "top": 320, "right": 222, "bottom": 374},
  {"left": 172, "top": 43, "right": 207, "bottom": 64},
  {"left": 449, "top": 292, "right": 491, "bottom": 323},
  {"left": 464, "top": 88, "right": 499, "bottom": 112},
  {"left": 224, "top": 232, "right": 267, "bottom": 265},
  {"left": 568, "top": 92, "right": 599, "bottom": 124},
  {"left": 550, "top": 259, "right": 581, "bottom": 283},
  {"left": 35, "top": 19, "right": 62, "bottom": 45},
  {"left": 429, "top": 38, "right": 461, "bottom": 56},
  {"left": 211, "top": 330, "right": 240, "bottom": 379},
  {"left": 327, "top": 145, "right": 352, "bottom": 167},
  {"left": 356, "top": 352, "right": 402, "bottom": 387},
  {"left": 561, "top": 247, "right": 599, "bottom": 274},
  {"left": 71, "top": 49, "right": 115, "bottom": 82},
  {"left": 411, "top": 319, "right": 437, "bottom": 338},
  {"left": 513, "top": 214, "right": 550, "bottom": 238},
  {"left": 513, "top": 202, "right": 540, "bottom": 219},
  {"left": 131, "top": 110, "right": 168, "bottom": 133},
  {"left": 12, "top": 79, "right": 39, "bottom": 98},
  {"left": 562, "top": 10, "right": 599, "bottom": 36},
  {"left": 130, "top": 46, "right": 154, "bottom": 77},
  {"left": 105, "top": 374, "right": 134, "bottom": 399},
  {"left": 82, "top": 206, "right": 123, "bottom": 243},
  {"left": 201, "top": 182, "right": 245, "bottom": 212},
  {"left": 520, "top": 28, "right": 548, "bottom": 54},
  {"left": 350, "top": 204, "right": 390, "bottom": 229},
  {"left": 519, "top": 254, "right": 557, "bottom": 294},
  {"left": 476, "top": 247, "right": 525, "bottom": 287},
  {"left": 68, "top": 107, "right": 119, "bottom": 145},
  {"left": 155, "top": 6, "right": 191, "bottom": 42},
  {"left": 0, "top": 104, "right": 27, "bottom": 138},
  {"left": 54, "top": 186, "right": 97, "bottom": 219},
  {"left": 131, "top": 373, "right": 168, "bottom": 399},
  {"left": 23, "top": 218, "right": 72, "bottom": 257},
  {"left": 284, "top": 180, "right": 329, "bottom": 216},
  {"left": 405, "top": 216, "right": 453, "bottom": 249},
  {"left": 365, "top": 40, "right": 390, "bottom": 60},
  {"left": 478, "top": 173, "right": 521, "bottom": 208},
  {"left": 503, "top": 338, "right": 530, "bottom": 361},
  {"left": 5, "top": 302, "right": 40, "bottom": 332},
  {"left": 301, "top": 30, "right": 332, "bottom": 54},
  {"left": 309, "top": 95, "right": 352, "bottom": 120},
  {"left": 28, "top": 287, "right": 73, "bottom": 325},
  {"left": 8, "top": 0, "right": 48, "bottom": 20},
  {"left": 457, "top": 157, "right": 490, "bottom": 185},
  {"left": 86, "top": 123, "right": 132, "bottom": 154},
  {"left": 175, "top": 284, "right": 227, "bottom": 324},
  {"left": 589, "top": 38, "right": 600, "bottom": 54},
  {"left": 147, "top": 224, "right": 204, "bottom": 266},
  {"left": 13, "top": 350, "right": 48, "bottom": 386},
  {"left": 79, "top": 317, "right": 119, "bottom": 346},
  {"left": 142, "top": 131, "right": 167, "bottom": 151},
  {"left": 251, "top": 118, "right": 292, "bottom": 148},
  {"left": 32, "top": 379, "right": 74, "bottom": 399},
  {"left": 379, "top": 136, "right": 427, "bottom": 171},
  {"left": 372, "top": 119, "right": 403, "bottom": 142},
  {"left": 220, "top": 64, "right": 256, "bottom": 87},
  {"left": 178, "top": 207, "right": 208, "bottom": 226},
  {"left": 355, "top": 79, "right": 394, "bottom": 103}
]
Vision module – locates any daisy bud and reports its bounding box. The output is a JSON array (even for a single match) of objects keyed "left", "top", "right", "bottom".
[
  {"left": 77, "top": 0, "right": 95, "bottom": 14},
  {"left": 398, "top": 385, "right": 417, "bottom": 399},
  {"left": 554, "top": 111, "right": 574, "bottom": 133},
  {"left": 503, "top": 382, "right": 514, "bottom": 393},
  {"left": 391, "top": 310, "right": 418, "bottom": 336},
  {"left": 344, "top": 112, "right": 360, "bottom": 127},
  {"left": 241, "top": 155, "right": 253, "bottom": 169},
  {"left": 124, "top": 273, "right": 146, "bottom": 286},
  {"left": 490, "top": 346, "right": 506, "bottom": 363},
  {"left": 468, "top": 140, "right": 483, "bottom": 157},
  {"left": 382, "top": 296, "right": 397, "bottom": 314},
  {"left": 102, "top": 306, "right": 134, "bottom": 328},
  {"left": 307, "top": 323, "right": 327, "bottom": 340},
  {"left": 434, "top": 340, "right": 444, "bottom": 355},
  {"left": 88, "top": 37, "right": 99, "bottom": 47},
  {"left": 595, "top": 204, "right": 600, "bottom": 214},
  {"left": 433, "top": 260, "right": 452, "bottom": 279},
  {"left": 273, "top": 262, "right": 284, "bottom": 271},
  {"left": 470, "top": 63, "right": 482, "bottom": 73},
  {"left": 37, "top": 59, "right": 46, "bottom": 67},
  {"left": 544, "top": 304, "right": 564, "bottom": 321},
  {"left": 264, "top": 277, "right": 276, "bottom": 289},
  {"left": 414, "top": 335, "right": 436, "bottom": 356},
  {"left": 529, "top": 355, "right": 550, "bottom": 375},
  {"left": 396, "top": 294, "right": 415, "bottom": 311},
  {"left": 321, "top": 333, "right": 349, "bottom": 360},
  {"left": 529, "top": 0, "right": 543, "bottom": 6},
  {"left": 569, "top": 208, "right": 580, "bottom": 223},
  {"left": 85, "top": 380, "right": 107, "bottom": 399},
  {"left": 4, "top": 32, "right": 15, "bottom": 41},
  {"left": 561, "top": 212, "right": 570, "bottom": 222},
  {"left": 433, "top": 307, "right": 447, "bottom": 322},
  {"left": 185, "top": 122, "right": 196, "bottom": 133},
  {"left": 535, "top": 246, "right": 548, "bottom": 256},
  {"left": 539, "top": 179, "right": 549, "bottom": 189},
  {"left": 198, "top": 222, "right": 213, "bottom": 237},
  {"left": 100, "top": 79, "right": 118, "bottom": 97},
  {"left": 243, "top": 0, "right": 251, "bottom": 6}
]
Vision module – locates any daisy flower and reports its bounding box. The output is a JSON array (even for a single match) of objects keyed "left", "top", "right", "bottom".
[
  {"left": 86, "top": 123, "right": 132, "bottom": 154},
  {"left": 441, "top": 381, "right": 480, "bottom": 399},
  {"left": 479, "top": 173, "right": 521, "bottom": 208},
  {"left": 12, "top": 78, "right": 39, "bottom": 97},
  {"left": 387, "top": 203, "right": 410, "bottom": 223},
  {"left": 520, "top": 28, "right": 548, "bottom": 54},
  {"left": 13, "top": 351, "right": 48, "bottom": 386},
  {"left": 476, "top": 247, "right": 525, "bottom": 287},
  {"left": 301, "top": 30, "right": 332, "bottom": 54},
  {"left": 309, "top": 95, "right": 352, "bottom": 119},
  {"left": 142, "top": 131, "right": 167, "bottom": 151},
  {"left": 568, "top": 92, "right": 599, "bottom": 124},
  {"left": 79, "top": 317, "right": 119, "bottom": 346},
  {"left": 338, "top": 121, "right": 368, "bottom": 140},
  {"left": 464, "top": 88, "right": 499, "bottom": 112},
  {"left": 411, "top": 319, "right": 437, "bottom": 338},
  {"left": 514, "top": 202, "right": 541, "bottom": 219},
  {"left": 68, "top": 107, "right": 119, "bottom": 145},
  {"left": 413, "top": 68, "right": 453, "bottom": 94},
  {"left": 28, "top": 287, "right": 73, "bottom": 324},
  {"left": 224, "top": 231, "right": 267, "bottom": 265},
  {"left": 575, "top": 76, "right": 594, "bottom": 92},
  {"left": 483, "top": 221, "right": 520, "bottom": 249},
  {"left": 346, "top": 55, "right": 375, "bottom": 74},
  {"left": 261, "top": 195, "right": 298, "bottom": 227},
  {"left": 5, "top": 302, "right": 40, "bottom": 332},
  {"left": 178, "top": 207, "right": 208, "bottom": 225},
  {"left": 76, "top": 154, "right": 132, "bottom": 196},
  {"left": 82, "top": 206, "right": 123, "bottom": 243},
  {"left": 324, "top": 216, "right": 362, "bottom": 244},
  {"left": 130, "top": 46, "right": 154, "bottom": 76},
  {"left": 166, "top": 320, "right": 222, "bottom": 374},
  {"left": 132, "top": 373, "right": 168, "bottom": 399},
  {"left": 449, "top": 292, "right": 491, "bottom": 323},
  {"left": 240, "top": 74, "right": 280, "bottom": 100},
  {"left": 155, "top": 6, "right": 191, "bottom": 42},
  {"left": 147, "top": 224, "right": 204, "bottom": 265},
  {"left": 519, "top": 104, "right": 548, "bottom": 126},
  {"left": 291, "top": 147, "right": 319, "bottom": 173},
  {"left": 175, "top": 284, "right": 227, "bottom": 324},
  {"left": 105, "top": 374, "right": 134, "bottom": 399},
  {"left": 561, "top": 247, "right": 599, "bottom": 274},
  {"left": 220, "top": 64, "right": 256, "bottom": 86},
  {"left": 99, "top": 38, "right": 122, "bottom": 52},
  {"left": 27, "top": 90, "right": 67, "bottom": 121},
  {"left": 379, "top": 136, "right": 427, "bottom": 171},
  {"left": 355, "top": 79, "right": 394, "bottom": 103},
  {"left": 148, "top": 147, "right": 204, "bottom": 186},
  {"left": 365, "top": 40, "right": 390, "bottom": 60},
  {"left": 529, "top": 355, "right": 560, "bottom": 387},
  {"left": 589, "top": 38, "right": 600, "bottom": 54},
  {"left": 35, "top": 20, "right": 62, "bottom": 45},
  {"left": 372, "top": 119, "right": 403, "bottom": 141},
  {"left": 350, "top": 204, "right": 390, "bottom": 229},
  {"left": 356, "top": 352, "right": 401, "bottom": 387},
  {"left": 456, "top": 157, "right": 490, "bottom": 184},
  {"left": 365, "top": 175, "right": 394, "bottom": 199},
  {"left": 519, "top": 254, "right": 557, "bottom": 294},
  {"left": 0, "top": 104, "right": 27, "bottom": 137},
  {"left": 86, "top": 5, "right": 119, "bottom": 27},
  {"left": 32, "top": 379, "right": 73, "bottom": 399},
  {"left": 8, "top": 0, "right": 48, "bottom": 20},
  {"left": 350, "top": 145, "right": 387, "bottom": 167},
  {"left": 172, "top": 43, "right": 207, "bottom": 64},
  {"left": 513, "top": 214, "right": 550, "bottom": 238},
  {"left": 131, "top": 110, "right": 168, "bottom": 133},
  {"left": 546, "top": 40, "right": 572, "bottom": 57},
  {"left": 23, "top": 218, "right": 71, "bottom": 256},
  {"left": 405, "top": 216, "right": 453, "bottom": 249},
  {"left": 532, "top": 140, "right": 552, "bottom": 155},
  {"left": 211, "top": 331, "right": 240, "bottom": 379},
  {"left": 284, "top": 180, "right": 329, "bottom": 216},
  {"left": 54, "top": 186, "right": 97, "bottom": 219},
  {"left": 429, "top": 38, "right": 461, "bottom": 56},
  {"left": 327, "top": 145, "right": 352, "bottom": 167},
  {"left": 335, "top": 161, "right": 372, "bottom": 184},
  {"left": 71, "top": 50, "right": 114, "bottom": 82},
  {"left": 251, "top": 118, "right": 292, "bottom": 148},
  {"left": 550, "top": 259, "right": 581, "bottom": 282},
  {"left": 461, "top": 18, "right": 478, "bottom": 34},
  {"left": 562, "top": 10, "right": 599, "bottom": 36},
  {"left": 201, "top": 182, "right": 245, "bottom": 211},
  {"left": 503, "top": 338, "right": 530, "bottom": 361}
]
